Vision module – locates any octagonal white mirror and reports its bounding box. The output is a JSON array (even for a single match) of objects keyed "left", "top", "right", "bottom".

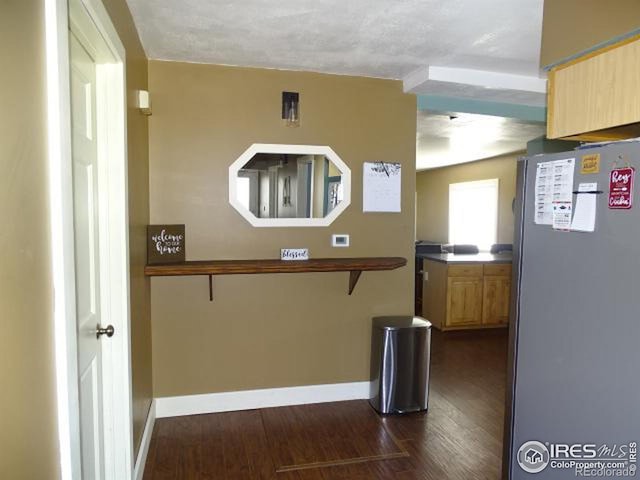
[{"left": 229, "top": 144, "right": 351, "bottom": 227}]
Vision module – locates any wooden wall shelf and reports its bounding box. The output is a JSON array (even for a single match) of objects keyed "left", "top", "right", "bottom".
[{"left": 145, "top": 257, "right": 407, "bottom": 300}]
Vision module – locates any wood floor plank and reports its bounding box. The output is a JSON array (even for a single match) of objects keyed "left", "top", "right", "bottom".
[
  {"left": 148, "top": 419, "right": 184, "bottom": 479},
  {"left": 198, "top": 413, "right": 226, "bottom": 479},
  {"left": 261, "top": 400, "right": 406, "bottom": 472},
  {"left": 219, "top": 410, "right": 276, "bottom": 479},
  {"left": 142, "top": 423, "right": 159, "bottom": 480},
  {"left": 143, "top": 329, "right": 508, "bottom": 480}
]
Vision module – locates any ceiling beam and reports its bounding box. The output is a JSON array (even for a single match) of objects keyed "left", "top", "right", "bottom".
[
  {"left": 430, "top": 66, "right": 546, "bottom": 93},
  {"left": 417, "top": 95, "right": 547, "bottom": 123},
  {"left": 404, "top": 65, "right": 547, "bottom": 94},
  {"left": 403, "top": 66, "right": 430, "bottom": 93}
]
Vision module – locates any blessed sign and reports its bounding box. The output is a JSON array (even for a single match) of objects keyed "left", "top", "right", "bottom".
[
  {"left": 608, "top": 167, "right": 635, "bottom": 210},
  {"left": 280, "top": 248, "right": 309, "bottom": 261},
  {"left": 147, "top": 225, "right": 186, "bottom": 264}
]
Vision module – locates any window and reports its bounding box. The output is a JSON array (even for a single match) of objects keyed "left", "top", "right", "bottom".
[{"left": 448, "top": 179, "right": 499, "bottom": 251}]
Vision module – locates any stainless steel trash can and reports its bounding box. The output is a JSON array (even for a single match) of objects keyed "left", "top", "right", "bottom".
[{"left": 369, "top": 316, "right": 432, "bottom": 414}]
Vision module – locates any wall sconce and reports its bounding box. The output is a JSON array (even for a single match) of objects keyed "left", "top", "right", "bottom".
[
  {"left": 282, "top": 91, "right": 299, "bottom": 127},
  {"left": 137, "top": 90, "right": 152, "bottom": 116}
]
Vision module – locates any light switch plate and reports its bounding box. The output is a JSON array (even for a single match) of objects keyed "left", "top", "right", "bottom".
[{"left": 331, "top": 234, "right": 350, "bottom": 247}]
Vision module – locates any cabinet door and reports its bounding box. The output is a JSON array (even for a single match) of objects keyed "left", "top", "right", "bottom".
[
  {"left": 548, "top": 37, "right": 640, "bottom": 139},
  {"left": 446, "top": 277, "right": 483, "bottom": 326},
  {"left": 482, "top": 276, "right": 511, "bottom": 325}
]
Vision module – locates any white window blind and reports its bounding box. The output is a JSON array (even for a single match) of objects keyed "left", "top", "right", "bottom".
[{"left": 448, "top": 179, "right": 499, "bottom": 251}]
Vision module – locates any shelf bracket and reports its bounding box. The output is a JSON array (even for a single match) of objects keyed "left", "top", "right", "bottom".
[
  {"left": 348, "top": 270, "right": 362, "bottom": 295},
  {"left": 208, "top": 275, "right": 213, "bottom": 301}
]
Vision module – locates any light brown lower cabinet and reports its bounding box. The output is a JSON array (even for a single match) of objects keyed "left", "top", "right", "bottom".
[
  {"left": 422, "top": 260, "right": 511, "bottom": 331},
  {"left": 446, "top": 276, "right": 483, "bottom": 326},
  {"left": 482, "top": 276, "right": 511, "bottom": 325}
]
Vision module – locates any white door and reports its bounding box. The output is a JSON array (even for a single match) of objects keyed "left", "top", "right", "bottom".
[{"left": 70, "top": 30, "right": 108, "bottom": 480}]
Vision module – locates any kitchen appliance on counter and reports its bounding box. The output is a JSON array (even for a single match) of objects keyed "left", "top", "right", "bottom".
[
  {"left": 490, "top": 243, "right": 512, "bottom": 254},
  {"left": 451, "top": 244, "right": 479, "bottom": 254},
  {"left": 415, "top": 241, "right": 443, "bottom": 255},
  {"left": 505, "top": 141, "right": 640, "bottom": 479}
]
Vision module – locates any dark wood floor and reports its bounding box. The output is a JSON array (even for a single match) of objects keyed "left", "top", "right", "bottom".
[{"left": 143, "top": 328, "right": 508, "bottom": 480}]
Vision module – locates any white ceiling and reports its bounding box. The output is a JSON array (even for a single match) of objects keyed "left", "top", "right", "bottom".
[
  {"left": 126, "top": 0, "right": 545, "bottom": 81},
  {"left": 416, "top": 112, "right": 545, "bottom": 170}
]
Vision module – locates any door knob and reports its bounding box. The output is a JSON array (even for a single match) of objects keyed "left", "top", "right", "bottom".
[{"left": 96, "top": 324, "right": 115, "bottom": 339}]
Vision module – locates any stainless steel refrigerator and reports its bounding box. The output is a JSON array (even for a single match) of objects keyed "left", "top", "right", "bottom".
[{"left": 505, "top": 141, "right": 640, "bottom": 479}]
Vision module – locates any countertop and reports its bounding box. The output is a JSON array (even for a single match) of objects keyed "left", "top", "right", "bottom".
[{"left": 417, "top": 252, "right": 513, "bottom": 264}]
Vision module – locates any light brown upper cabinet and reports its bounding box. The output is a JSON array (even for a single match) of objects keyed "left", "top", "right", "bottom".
[{"left": 547, "top": 34, "right": 640, "bottom": 141}]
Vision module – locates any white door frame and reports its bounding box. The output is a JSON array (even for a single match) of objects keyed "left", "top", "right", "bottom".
[{"left": 45, "top": 0, "right": 133, "bottom": 478}]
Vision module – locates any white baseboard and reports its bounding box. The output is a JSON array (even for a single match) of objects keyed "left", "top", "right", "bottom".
[
  {"left": 155, "top": 381, "right": 371, "bottom": 418},
  {"left": 134, "top": 400, "right": 156, "bottom": 480}
]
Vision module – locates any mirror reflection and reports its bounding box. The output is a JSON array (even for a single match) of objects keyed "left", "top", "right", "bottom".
[{"left": 235, "top": 153, "right": 344, "bottom": 219}]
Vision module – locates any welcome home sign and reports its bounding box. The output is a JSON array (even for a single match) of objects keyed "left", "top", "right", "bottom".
[{"left": 147, "top": 224, "right": 186, "bottom": 264}]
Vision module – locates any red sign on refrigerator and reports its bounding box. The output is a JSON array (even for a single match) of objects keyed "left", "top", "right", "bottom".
[{"left": 608, "top": 167, "right": 635, "bottom": 209}]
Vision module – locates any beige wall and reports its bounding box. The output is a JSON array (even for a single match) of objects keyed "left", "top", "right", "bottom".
[
  {"left": 0, "top": 1, "right": 59, "bottom": 478},
  {"left": 148, "top": 61, "right": 416, "bottom": 397},
  {"left": 541, "top": 0, "right": 640, "bottom": 67},
  {"left": 416, "top": 152, "right": 521, "bottom": 244},
  {"left": 101, "top": 0, "right": 152, "bottom": 456}
]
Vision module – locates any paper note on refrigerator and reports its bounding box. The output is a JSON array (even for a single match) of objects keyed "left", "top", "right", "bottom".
[
  {"left": 551, "top": 158, "right": 575, "bottom": 202},
  {"left": 552, "top": 201, "right": 573, "bottom": 230},
  {"left": 535, "top": 158, "right": 575, "bottom": 225},
  {"left": 571, "top": 182, "right": 598, "bottom": 232},
  {"left": 534, "top": 162, "right": 554, "bottom": 224}
]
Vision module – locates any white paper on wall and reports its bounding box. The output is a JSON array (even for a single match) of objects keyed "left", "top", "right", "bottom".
[{"left": 363, "top": 162, "right": 401, "bottom": 213}]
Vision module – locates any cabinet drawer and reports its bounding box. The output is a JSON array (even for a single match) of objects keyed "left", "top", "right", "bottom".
[
  {"left": 484, "top": 264, "right": 512, "bottom": 276},
  {"left": 448, "top": 264, "right": 483, "bottom": 277}
]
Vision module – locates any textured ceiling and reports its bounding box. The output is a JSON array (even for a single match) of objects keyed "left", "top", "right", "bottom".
[
  {"left": 416, "top": 112, "right": 545, "bottom": 170},
  {"left": 126, "top": 0, "right": 544, "bottom": 80}
]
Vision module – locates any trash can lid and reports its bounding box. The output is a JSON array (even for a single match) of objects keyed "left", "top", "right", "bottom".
[{"left": 372, "top": 316, "right": 432, "bottom": 330}]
